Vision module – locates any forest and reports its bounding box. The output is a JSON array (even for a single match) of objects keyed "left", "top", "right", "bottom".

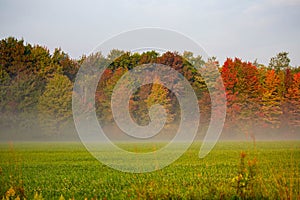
[{"left": 0, "top": 37, "right": 300, "bottom": 140}]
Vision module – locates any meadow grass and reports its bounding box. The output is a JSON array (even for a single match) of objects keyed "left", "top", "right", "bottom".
[{"left": 0, "top": 141, "right": 299, "bottom": 199}]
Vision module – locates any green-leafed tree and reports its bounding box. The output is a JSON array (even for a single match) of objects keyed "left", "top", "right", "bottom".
[
  {"left": 31, "top": 45, "right": 51, "bottom": 74},
  {"left": 0, "top": 67, "right": 11, "bottom": 129},
  {"left": 268, "top": 52, "right": 290, "bottom": 72},
  {"left": 0, "top": 67, "right": 11, "bottom": 110},
  {"left": 8, "top": 75, "right": 44, "bottom": 113},
  {"left": 107, "top": 49, "right": 125, "bottom": 62},
  {"left": 51, "top": 48, "right": 79, "bottom": 82},
  {"left": 3, "top": 73, "right": 45, "bottom": 132},
  {"left": 38, "top": 74, "right": 73, "bottom": 134},
  {"left": 182, "top": 51, "right": 205, "bottom": 68}
]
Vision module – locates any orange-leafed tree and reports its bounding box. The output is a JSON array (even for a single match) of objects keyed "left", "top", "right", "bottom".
[
  {"left": 236, "top": 60, "right": 261, "bottom": 139},
  {"left": 261, "top": 70, "right": 283, "bottom": 128},
  {"left": 96, "top": 67, "right": 127, "bottom": 124},
  {"left": 285, "top": 72, "right": 300, "bottom": 130}
]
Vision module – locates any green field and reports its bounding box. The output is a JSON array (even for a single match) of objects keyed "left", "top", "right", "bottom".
[{"left": 0, "top": 141, "right": 299, "bottom": 199}]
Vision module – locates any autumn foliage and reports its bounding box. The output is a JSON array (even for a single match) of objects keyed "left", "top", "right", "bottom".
[{"left": 0, "top": 37, "right": 299, "bottom": 138}]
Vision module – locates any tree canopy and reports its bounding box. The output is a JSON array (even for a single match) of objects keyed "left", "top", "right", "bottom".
[{"left": 0, "top": 37, "right": 299, "bottom": 138}]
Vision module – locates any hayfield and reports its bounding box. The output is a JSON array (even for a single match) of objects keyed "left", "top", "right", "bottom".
[{"left": 0, "top": 141, "right": 299, "bottom": 199}]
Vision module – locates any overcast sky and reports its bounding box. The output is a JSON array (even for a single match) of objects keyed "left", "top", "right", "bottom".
[{"left": 1, "top": 0, "right": 300, "bottom": 66}]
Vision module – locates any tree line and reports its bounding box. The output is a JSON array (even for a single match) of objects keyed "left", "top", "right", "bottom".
[{"left": 0, "top": 37, "right": 299, "bottom": 139}]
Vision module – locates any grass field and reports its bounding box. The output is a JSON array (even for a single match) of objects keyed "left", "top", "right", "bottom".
[{"left": 0, "top": 141, "right": 299, "bottom": 199}]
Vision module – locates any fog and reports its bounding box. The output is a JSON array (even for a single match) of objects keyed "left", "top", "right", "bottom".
[{"left": 1, "top": 116, "right": 299, "bottom": 142}]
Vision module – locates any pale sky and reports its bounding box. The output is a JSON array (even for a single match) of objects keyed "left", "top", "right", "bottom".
[{"left": 1, "top": 0, "right": 300, "bottom": 66}]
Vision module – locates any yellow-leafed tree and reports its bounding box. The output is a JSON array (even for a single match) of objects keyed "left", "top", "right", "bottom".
[
  {"left": 261, "top": 70, "right": 283, "bottom": 128},
  {"left": 145, "top": 76, "right": 174, "bottom": 124}
]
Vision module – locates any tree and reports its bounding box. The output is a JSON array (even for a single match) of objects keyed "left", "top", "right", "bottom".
[
  {"left": 38, "top": 74, "right": 73, "bottom": 134},
  {"left": 0, "top": 37, "right": 33, "bottom": 78},
  {"left": 1, "top": 73, "right": 45, "bottom": 133},
  {"left": 285, "top": 73, "right": 300, "bottom": 130},
  {"left": 261, "top": 70, "right": 283, "bottom": 128},
  {"left": 220, "top": 58, "right": 262, "bottom": 139},
  {"left": 197, "top": 58, "right": 221, "bottom": 133},
  {"left": 31, "top": 45, "right": 51, "bottom": 75},
  {"left": 50, "top": 48, "right": 79, "bottom": 82},
  {"left": 145, "top": 76, "right": 174, "bottom": 124},
  {"left": 0, "top": 67, "right": 11, "bottom": 129},
  {"left": 0, "top": 67, "right": 11, "bottom": 111},
  {"left": 96, "top": 67, "right": 127, "bottom": 124},
  {"left": 39, "top": 48, "right": 65, "bottom": 80},
  {"left": 107, "top": 49, "right": 125, "bottom": 63},
  {"left": 268, "top": 52, "right": 290, "bottom": 72},
  {"left": 220, "top": 58, "right": 241, "bottom": 133},
  {"left": 139, "top": 51, "right": 158, "bottom": 64},
  {"left": 238, "top": 61, "right": 261, "bottom": 139},
  {"left": 182, "top": 51, "right": 205, "bottom": 68},
  {"left": 157, "top": 51, "right": 184, "bottom": 72}
]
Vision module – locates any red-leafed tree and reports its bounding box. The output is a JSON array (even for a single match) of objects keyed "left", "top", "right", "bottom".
[
  {"left": 285, "top": 72, "right": 300, "bottom": 130},
  {"left": 221, "top": 58, "right": 261, "bottom": 139},
  {"left": 220, "top": 58, "right": 240, "bottom": 132}
]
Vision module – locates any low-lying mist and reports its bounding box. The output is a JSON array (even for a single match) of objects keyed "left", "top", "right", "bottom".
[{"left": 1, "top": 114, "right": 299, "bottom": 142}]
